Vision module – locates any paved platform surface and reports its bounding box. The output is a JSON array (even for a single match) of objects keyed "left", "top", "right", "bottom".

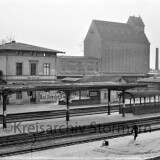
[
  {"left": 0, "top": 110, "right": 160, "bottom": 159},
  {"left": 0, "top": 103, "right": 111, "bottom": 114},
  {"left": 0, "top": 111, "right": 160, "bottom": 137},
  {"left": 0, "top": 99, "right": 134, "bottom": 114},
  {"left": 1, "top": 113, "right": 160, "bottom": 159},
  {"left": 7, "top": 131, "right": 160, "bottom": 160}
]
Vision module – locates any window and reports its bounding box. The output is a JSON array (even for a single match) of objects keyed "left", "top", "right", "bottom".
[
  {"left": 16, "top": 92, "right": 22, "bottom": 99},
  {"left": 16, "top": 63, "right": 22, "bottom": 75},
  {"left": 43, "top": 63, "right": 50, "bottom": 75},
  {"left": 30, "top": 63, "right": 37, "bottom": 75},
  {"left": 104, "top": 93, "right": 107, "bottom": 99},
  {"left": 18, "top": 51, "right": 23, "bottom": 55}
]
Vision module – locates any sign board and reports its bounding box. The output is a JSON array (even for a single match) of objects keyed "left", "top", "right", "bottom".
[
  {"left": 40, "top": 91, "right": 62, "bottom": 102},
  {"left": 89, "top": 91, "right": 98, "bottom": 97},
  {"left": 28, "top": 76, "right": 40, "bottom": 80}
]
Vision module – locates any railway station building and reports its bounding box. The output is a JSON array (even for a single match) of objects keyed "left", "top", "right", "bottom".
[
  {"left": 0, "top": 41, "right": 64, "bottom": 104},
  {"left": 0, "top": 16, "right": 151, "bottom": 106}
]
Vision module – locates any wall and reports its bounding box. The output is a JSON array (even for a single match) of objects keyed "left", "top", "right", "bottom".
[
  {"left": 0, "top": 51, "right": 57, "bottom": 105},
  {"left": 57, "top": 57, "right": 101, "bottom": 76},
  {"left": 84, "top": 20, "right": 150, "bottom": 75},
  {"left": 100, "top": 89, "right": 119, "bottom": 104},
  {"left": 0, "top": 56, "right": 6, "bottom": 75},
  {"left": 0, "top": 51, "right": 57, "bottom": 81},
  {"left": 101, "top": 41, "right": 150, "bottom": 74},
  {"left": 8, "top": 92, "right": 30, "bottom": 105},
  {"left": 84, "top": 21, "right": 102, "bottom": 59}
]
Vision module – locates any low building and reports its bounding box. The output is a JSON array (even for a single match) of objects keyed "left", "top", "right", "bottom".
[
  {"left": 57, "top": 56, "right": 101, "bottom": 78},
  {"left": 0, "top": 41, "right": 64, "bottom": 104}
]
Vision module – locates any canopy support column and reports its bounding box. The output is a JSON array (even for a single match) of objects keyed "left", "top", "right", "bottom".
[
  {"left": 133, "top": 98, "right": 135, "bottom": 106},
  {"left": 122, "top": 90, "right": 125, "bottom": 117},
  {"left": 79, "top": 91, "right": 81, "bottom": 100},
  {"left": 144, "top": 97, "right": 146, "bottom": 105},
  {"left": 65, "top": 91, "right": 71, "bottom": 122},
  {"left": 2, "top": 95, "right": 7, "bottom": 128},
  {"left": 108, "top": 89, "right": 111, "bottom": 115},
  {"left": 119, "top": 96, "right": 121, "bottom": 114},
  {"left": 154, "top": 96, "right": 156, "bottom": 103},
  {"left": 130, "top": 98, "right": 132, "bottom": 112}
]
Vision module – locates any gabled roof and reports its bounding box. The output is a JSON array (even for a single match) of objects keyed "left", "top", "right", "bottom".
[
  {"left": 0, "top": 42, "right": 65, "bottom": 53},
  {"left": 93, "top": 19, "right": 149, "bottom": 44}
]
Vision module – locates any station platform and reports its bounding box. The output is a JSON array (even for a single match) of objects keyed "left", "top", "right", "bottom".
[
  {"left": 1, "top": 112, "right": 160, "bottom": 159},
  {"left": 0, "top": 102, "right": 117, "bottom": 114},
  {"left": 8, "top": 130, "right": 160, "bottom": 160},
  {"left": 0, "top": 109, "right": 160, "bottom": 137},
  {"left": 0, "top": 100, "right": 133, "bottom": 114}
]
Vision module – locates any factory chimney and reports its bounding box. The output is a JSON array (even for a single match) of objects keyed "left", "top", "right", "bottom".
[{"left": 155, "top": 48, "right": 159, "bottom": 70}]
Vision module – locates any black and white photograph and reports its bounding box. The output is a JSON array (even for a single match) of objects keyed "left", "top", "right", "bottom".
[{"left": 0, "top": 0, "right": 160, "bottom": 159}]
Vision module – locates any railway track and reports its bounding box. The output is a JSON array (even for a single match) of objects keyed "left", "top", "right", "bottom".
[
  {"left": 0, "top": 105, "right": 120, "bottom": 123},
  {"left": 1, "top": 115, "right": 160, "bottom": 157}
]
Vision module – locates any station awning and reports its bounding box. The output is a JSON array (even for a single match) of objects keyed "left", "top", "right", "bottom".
[
  {"left": 0, "top": 82, "right": 148, "bottom": 95},
  {"left": 118, "top": 90, "right": 160, "bottom": 99}
]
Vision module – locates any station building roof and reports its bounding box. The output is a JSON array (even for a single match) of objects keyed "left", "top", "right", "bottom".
[{"left": 0, "top": 42, "right": 65, "bottom": 54}]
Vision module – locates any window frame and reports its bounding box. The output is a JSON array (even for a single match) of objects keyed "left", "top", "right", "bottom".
[
  {"left": 43, "top": 63, "right": 50, "bottom": 75},
  {"left": 29, "top": 61, "right": 38, "bottom": 76},
  {"left": 16, "top": 63, "right": 23, "bottom": 76}
]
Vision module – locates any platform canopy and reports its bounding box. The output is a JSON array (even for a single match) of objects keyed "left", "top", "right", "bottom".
[
  {"left": 138, "top": 77, "right": 160, "bottom": 83},
  {"left": 0, "top": 82, "right": 148, "bottom": 95},
  {"left": 118, "top": 90, "right": 160, "bottom": 99}
]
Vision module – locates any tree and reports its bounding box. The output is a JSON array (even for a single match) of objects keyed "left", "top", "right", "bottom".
[{"left": 0, "top": 34, "right": 15, "bottom": 45}]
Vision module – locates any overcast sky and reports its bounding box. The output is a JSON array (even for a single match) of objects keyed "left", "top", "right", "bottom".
[{"left": 0, "top": 0, "right": 160, "bottom": 68}]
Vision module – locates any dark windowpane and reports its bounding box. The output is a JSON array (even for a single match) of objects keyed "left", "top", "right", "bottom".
[
  {"left": 16, "top": 63, "right": 22, "bottom": 75},
  {"left": 31, "top": 63, "right": 36, "bottom": 75}
]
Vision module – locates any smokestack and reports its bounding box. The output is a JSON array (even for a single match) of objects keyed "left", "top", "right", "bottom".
[{"left": 155, "top": 48, "right": 159, "bottom": 70}]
